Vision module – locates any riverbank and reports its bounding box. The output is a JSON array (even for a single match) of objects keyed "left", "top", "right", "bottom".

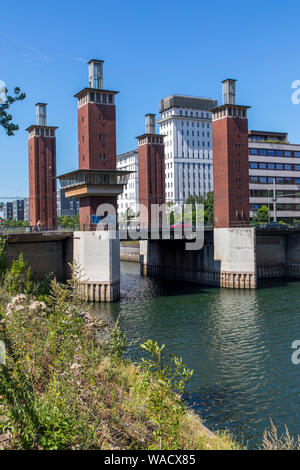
[{"left": 0, "top": 263, "right": 238, "bottom": 450}]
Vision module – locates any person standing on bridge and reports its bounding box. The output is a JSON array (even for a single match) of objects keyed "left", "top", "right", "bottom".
[{"left": 37, "top": 219, "right": 41, "bottom": 232}]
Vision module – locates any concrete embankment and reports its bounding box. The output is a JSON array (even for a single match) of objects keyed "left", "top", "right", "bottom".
[{"left": 120, "top": 242, "right": 139, "bottom": 262}]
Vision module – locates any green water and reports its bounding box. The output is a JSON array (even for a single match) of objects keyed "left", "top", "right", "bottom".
[{"left": 93, "top": 261, "right": 300, "bottom": 449}]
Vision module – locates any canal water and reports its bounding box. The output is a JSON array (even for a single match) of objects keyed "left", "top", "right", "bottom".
[{"left": 93, "top": 261, "right": 300, "bottom": 449}]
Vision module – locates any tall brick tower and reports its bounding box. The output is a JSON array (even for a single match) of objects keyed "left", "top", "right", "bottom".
[
  {"left": 26, "top": 103, "right": 58, "bottom": 229},
  {"left": 73, "top": 60, "right": 119, "bottom": 226},
  {"left": 212, "top": 79, "right": 251, "bottom": 228},
  {"left": 137, "top": 114, "right": 165, "bottom": 227},
  {"left": 58, "top": 59, "right": 130, "bottom": 302}
]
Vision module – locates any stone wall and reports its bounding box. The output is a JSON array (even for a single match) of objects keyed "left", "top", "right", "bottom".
[{"left": 4, "top": 233, "right": 73, "bottom": 281}]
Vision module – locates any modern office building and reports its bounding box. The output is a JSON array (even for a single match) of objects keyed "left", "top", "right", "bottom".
[
  {"left": 249, "top": 130, "right": 300, "bottom": 222},
  {"left": 117, "top": 149, "right": 139, "bottom": 218},
  {"left": 57, "top": 189, "right": 79, "bottom": 217},
  {"left": 158, "top": 94, "right": 217, "bottom": 204}
]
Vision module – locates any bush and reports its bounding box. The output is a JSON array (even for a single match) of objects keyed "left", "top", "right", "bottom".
[{"left": 5, "top": 253, "right": 33, "bottom": 296}]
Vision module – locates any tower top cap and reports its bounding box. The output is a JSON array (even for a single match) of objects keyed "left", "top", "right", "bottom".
[
  {"left": 87, "top": 59, "right": 104, "bottom": 64},
  {"left": 222, "top": 78, "right": 236, "bottom": 83}
]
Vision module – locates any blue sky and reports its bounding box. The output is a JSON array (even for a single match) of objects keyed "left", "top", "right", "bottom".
[{"left": 1, "top": 0, "right": 300, "bottom": 198}]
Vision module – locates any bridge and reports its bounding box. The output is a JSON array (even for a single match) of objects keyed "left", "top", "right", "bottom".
[{"left": 2, "top": 225, "right": 300, "bottom": 301}]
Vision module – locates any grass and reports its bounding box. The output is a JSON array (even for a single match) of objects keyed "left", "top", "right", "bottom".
[{"left": 0, "top": 259, "right": 240, "bottom": 450}]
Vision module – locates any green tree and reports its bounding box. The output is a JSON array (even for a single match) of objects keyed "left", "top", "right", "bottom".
[
  {"left": 185, "top": 192, "right": 214, "bottom": 226},
  {"left": 57, "top": 214, "right": 79, "bottom": 228},
  {"left": 0, "top": 87, "right": 26, "bottom": 136},
  {"left": 253, "top": 205, "right": 269, "bottom": 224}
]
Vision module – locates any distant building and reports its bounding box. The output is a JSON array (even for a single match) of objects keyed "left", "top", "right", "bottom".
[
  {"left": 117, "top": 149, "right": 139, "bottom": 218},
  {"left": 3, "top": 202, "right": 13, "bottom": 220},
  {"left": 24, "top": 198, "right": 30, "bottom": 222},
  {"left": 13, "top": 199, "right": 24, "bottom": 221},
  {"left": 158, "top": 94, "right": 217, "bottom": 204},
  {"left": 57, "top": 189, "right": 79, "bottom": 217},
  {"left": 248, "top": 130, "right": 300, "bottom": 222}
]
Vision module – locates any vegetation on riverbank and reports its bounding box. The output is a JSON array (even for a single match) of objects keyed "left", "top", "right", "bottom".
[{"left": 0, "top": 245, "right": 238, "bottom": 450}]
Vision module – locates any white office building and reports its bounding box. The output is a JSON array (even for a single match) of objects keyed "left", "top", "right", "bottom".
[
  {"left": 158, "top": 95, "right": 217, "bottom": 204},
  {"left": 117, "top": 149, "right": 139, "bottom": 218}
]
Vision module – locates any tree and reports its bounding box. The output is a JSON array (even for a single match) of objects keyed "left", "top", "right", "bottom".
[
  {"left": 57, "top": 214, "right": 79, "bottom": 228},
  {"left": 185, "top": 192, "right": 214, "bottom": 226},
  {"left": 253, "top": 205, "right": 269, "bottom": 224},
  {"left": 0, "top": 87, "right": 26, "bottom": 136}
]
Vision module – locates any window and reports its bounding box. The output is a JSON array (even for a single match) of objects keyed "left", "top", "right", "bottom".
[
  {"left": 276, "top": 177, "right": 284, "bottom": 183},
  {"left": 285, "top": 178, "right": 291, "bottom": 183},
  {"left": 295, "top": 165, "right": 300, "bottom": 171},
  {"left": 251, "top": 204, "right": 259, "bottom": 210},
  {"left": 259, "top": 149, "right": 266, "bottom": 156},
  {"left": 250, "top": 176, "right": 258, "bottom": 182},
  {"left": 259, "top": 163, "right": 266, "bottom": 169},
  {"left": 250, "top": 149, "right": 257, "bottom": 155},
  {"left": 276, "top": 150, "right": 283, "bottom": 156},
  {"left": 284, "top": 151, "right": 291, "bottom": 157},
  {"left": 284, "top": 164, "right": 291, "bottom": 170},
  {"left": 268, "top": 163, "right": 275, "bottom": 169},
  {"left": 276, "top": 164, "right": 283, "bottom": 170},
  {"left": 296, "top": 178, "right": 300, "bottom": 184},
  {"left": 267, "top": 150, "right": 274, "bottom": 156},
  {"left": 250, "top": 162, "right": 258, "bottom": 169},
  {"left": 295, "top": 152, "right": 300, "bottom": 157},
  {"left": 268, "top": 177, "right": 274, "bottom": 183},
  {"left": 259, "top": 177, "right": 267, "bottom": 183}
]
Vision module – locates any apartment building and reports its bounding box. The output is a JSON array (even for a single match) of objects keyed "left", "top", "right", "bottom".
[
  {"left": 117, "top": 149, "right": 139, "bottom": 218},
  {"left": 12, "top": 199, "right": 24, "bottom": 221},
  {"left": 3, "top": 202, "right": 13, "bottom": 220},
  {"left": 158, "top": 94, "right": 217, "bottom": 204},
  {"left": 57, "top": 189, "right": 79, "bottom": 218},
  {"left": 249, "top": 130, "right": 300, "bottom": 222}
]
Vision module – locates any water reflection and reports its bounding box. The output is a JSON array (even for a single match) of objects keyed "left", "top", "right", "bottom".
[{"left": 92, "top": 261, "right": 300, "bottom": 448}]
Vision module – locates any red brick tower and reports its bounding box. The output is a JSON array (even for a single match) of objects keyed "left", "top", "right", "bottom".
[
  {"left": 137, "top": 114, "right": 165, "bottom": 227},
  {"left": 27, "top": 103, "right": 58, "bottom": 229},
  {"left": 212, "top": 79, "right": 251, "bottom": 228},
  {"left": 74, "top": 60, "right": 119, "bottom": 226}
]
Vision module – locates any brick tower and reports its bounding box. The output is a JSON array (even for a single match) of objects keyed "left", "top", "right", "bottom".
[
  {"left": 74, "top": 60, "right": 119, "bottom": 226},
  {"left": 26, "top": 103, "right": 58, "bottom": 229},
  {"left": 137, "top": 114, "right": 165, "bottom": 227},
  {"left": 212, "top": 79, "right": 251, "bottom": 228}
]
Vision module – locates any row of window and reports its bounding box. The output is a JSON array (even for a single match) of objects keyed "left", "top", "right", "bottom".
[
  {"left": 181, "top": 130, "right": 210, "bottom": 137},
  {"left": 250, "top": 176, "right": 300, "bottom": 184},
  {"left": 181, "top": 140, "right": 210, "bottom": 148},
  {"left": 34, "top": 128, "right": 55, "bottom": 137},
  {"left": 251, "top": 203, "right": 300, "bottom": 211},
  {"left": 78, "top": 92, "right": 113, "bottom": 107},
  {"left": 250, "top": 149, "right": 300, "bottom": 157},
  {"left": 250, "top": 189, "right": 300, "bottom": 197},
  {"left": 250, "top": 162, "right": 300, "bottom": 170}
]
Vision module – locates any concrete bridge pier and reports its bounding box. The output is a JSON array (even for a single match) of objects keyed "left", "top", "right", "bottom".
[
  {"left": 214, "top": 227, "right": 257, "bottom": 289},
  {"left": 73, "top": 231, "right": 120, "bottom": 302},
  {"left": 139, "top": 228, "right": 257, "bottom": 290}
]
